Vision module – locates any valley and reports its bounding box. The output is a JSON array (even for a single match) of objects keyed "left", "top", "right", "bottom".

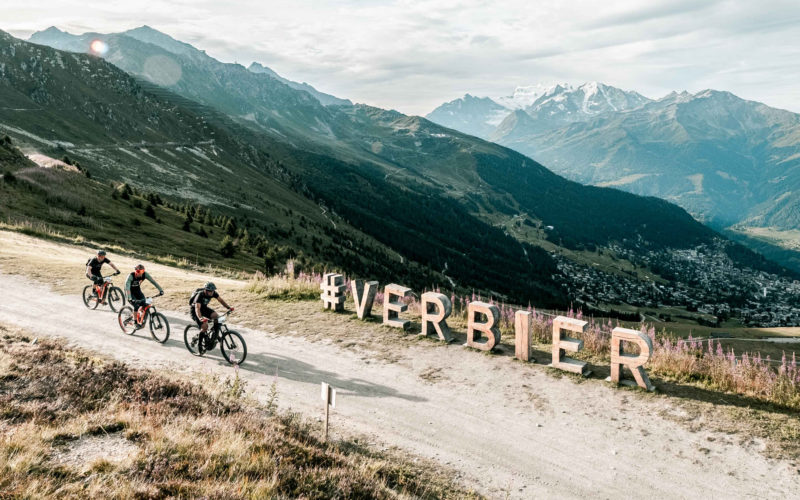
[{"left": 427, "top": 84, "right": 800, "bottom": 273}]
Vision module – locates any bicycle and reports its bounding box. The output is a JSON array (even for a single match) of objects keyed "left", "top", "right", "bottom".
[
  {"left": 183, "top": 310, "right": 247, "bottom": 365},
  {"left": 118, "top": 294, "right": 170, "bottom": 343},
  {"left": 82, "top": 272, "right": 124, "bottom": 312}
]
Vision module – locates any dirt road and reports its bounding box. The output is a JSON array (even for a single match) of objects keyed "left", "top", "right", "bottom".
[{"left": 1, "top": 272, "right": 798, "bottom": 498}]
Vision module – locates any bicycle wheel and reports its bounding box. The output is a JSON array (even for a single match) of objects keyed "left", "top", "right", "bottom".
[
  {"left": 82, "top": 285, "right": 99, "bottom": 310},
  {"left": 184, "top": 324, "right": 204, "bottom": 356},
  {"left": 220, "top": 330, "right": 247, "bottom": 365},
  {"left": 118, "top": 306, "right": 137, "bottom": 335},
  {"left": 107, "top": 286, "right": 125, "bottom": 312},
  {"left": 149, "top": 312, "right": 170, "bottom": 344}
]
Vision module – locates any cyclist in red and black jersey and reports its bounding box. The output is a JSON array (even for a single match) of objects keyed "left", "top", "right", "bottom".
[{"left": 85, "top": 250, "right": 119, "bottom": 301}]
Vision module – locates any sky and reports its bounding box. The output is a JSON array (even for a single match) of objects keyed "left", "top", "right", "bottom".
[{"left": 5, "top": 0, "right": 800, "bottom": 115}]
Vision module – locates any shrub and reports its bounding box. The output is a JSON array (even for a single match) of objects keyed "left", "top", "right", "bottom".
[
  {"left": 2, "top": 171, "right": 15, "bottom": 183},
  {"left": 219, "top": 235, "right": 235, "bottom": 257},
  {"left": 144, "top": 204, "right": 156, "bottom": 219}
]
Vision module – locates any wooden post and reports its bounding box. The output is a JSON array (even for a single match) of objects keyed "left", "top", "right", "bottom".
[
  {"left": 514, "top": 310, "right": 533, "bottom": 362},
  {"left": 321, "top": 382, "right": 337, "bottom": 441}
]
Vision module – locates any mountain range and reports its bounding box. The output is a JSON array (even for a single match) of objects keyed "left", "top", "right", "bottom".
[
  {"left": 0, "top": 26, "right": 791, "bottom": 317},
  {"left": 427, "top": 83, "right": 800, "bottom": 271}
]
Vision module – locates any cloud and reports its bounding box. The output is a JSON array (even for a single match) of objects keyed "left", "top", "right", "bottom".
[{"left": 5, "top": 0, "right": 800, "bottom": 114}]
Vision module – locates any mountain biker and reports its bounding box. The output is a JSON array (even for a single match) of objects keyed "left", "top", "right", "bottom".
[
  {"left": 125, "top": 264, "right": 164, "bottom": 326},
  {"left": 85, "top": 250, "right": 119, "bottom": 301},
  {"left": 190, "top": 282, "right": 233, "bottom": 339}
]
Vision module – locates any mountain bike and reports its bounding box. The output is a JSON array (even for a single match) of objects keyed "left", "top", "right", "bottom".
[
  {"left": 183, "top": 310, "right": 246, "bottom": 365},
  {"left": 118, "top": 295, "right": 170, "bottom": 343},
  {"left": 82, "top": 272, "right": 124, "bottom": 312}
]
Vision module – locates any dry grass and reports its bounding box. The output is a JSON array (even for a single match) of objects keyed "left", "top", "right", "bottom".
[
  {"left": 245, "top": 271, "right": 321, "bottom": 301},
  {"left": 0, "top": 325, "right": 479, "bottom": 499}
]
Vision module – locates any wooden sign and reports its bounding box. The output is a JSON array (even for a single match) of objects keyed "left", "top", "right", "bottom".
[
  {"left": 320, "top": 273, "right": 346, "bottom": 312},
  {"left": 551, "top": 316, "right": 589, "bottom": 375},
  {"left": 466, "top": 301, "right": 501, "bottom": 351},
  {"left": 383, "top": 283, "right": 412, "bottom": 329},
  {"left": 351, "top": 279, "right": 379, "bottom": 319},
  {"left": 514, "top": 310, "right": 533, "bottom": 362},
  {"left": 608, "top": 327, "right": 655, "bottom": 391},
  {"left": 321, "top": 381, "right": 337, "bottom": 409},
  {"left": 420, "top": 292, "right": 453, "bottom": 342},
  {"left": 321, "top": 381, "right": 337, "bottom": 441}
]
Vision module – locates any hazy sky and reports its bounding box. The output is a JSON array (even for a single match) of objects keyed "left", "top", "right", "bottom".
[{"left": 6, "top": 0, "right": 800, "bottom": 115}]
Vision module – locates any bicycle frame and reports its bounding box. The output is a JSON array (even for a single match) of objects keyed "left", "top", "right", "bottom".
[
  {"left": 94, "top": 276, "right": 114, "bottom": 300},
  {"left": 134, "top": 297, "right": 158, "bottom": 325},
  {"left": 205, "top": 311, "right": 231, "bottom": 341}
]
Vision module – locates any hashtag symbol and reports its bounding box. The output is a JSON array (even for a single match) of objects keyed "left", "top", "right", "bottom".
[{"left": 320, "top": 273, "right": 346, "bottom": 312}]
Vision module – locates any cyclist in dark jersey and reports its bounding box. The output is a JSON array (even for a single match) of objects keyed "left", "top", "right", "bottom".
[
  {"left": 190, "top": 282, "right": 233, "bottom": 336},
  {"left": 125, "top": 264, "right": 164, "bottom": 326},
  {"left": 85, "top": 250, "right": 120, "bottom": 297}
]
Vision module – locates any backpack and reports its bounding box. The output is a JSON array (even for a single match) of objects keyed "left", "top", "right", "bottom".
[{"left": 189, "top": 288, "right": 204, "bottom": 306}]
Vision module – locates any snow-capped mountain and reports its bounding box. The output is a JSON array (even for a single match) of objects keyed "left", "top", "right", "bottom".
[
  {"left": 426, "top": 82, "right": 650, "bottom": 139},
  {"left": 524, "top": 82, "right": 651, "bottom": 122},
  {"left": 427, "top": 83, "right": 800, "bottom": 257},
  {"left": 494, "top": 84, "right": 554, "bottom": 110}
]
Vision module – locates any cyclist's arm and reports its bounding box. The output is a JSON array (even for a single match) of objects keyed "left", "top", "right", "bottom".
[
  {"left": 217, "top": 296, "right": 232, "bottom": 310},
  {"left": 124, "top": 274, "right": 133, "bottom": 299},
  {"left": 144, "top": 272, "right": 164, "bottom": 294},
  {"left": 109, "top": 261, "right": 120, "bottom": 273},
  {"left": 85, "top": 264, "right": 93, "bottom": 278},
  {"left": 194, "top": 301, "right": 206, "bottom": 319}
]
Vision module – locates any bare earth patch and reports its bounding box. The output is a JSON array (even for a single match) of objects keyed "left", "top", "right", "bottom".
[{"left": 50, "top": 434, "right": 138, "bottom": 472}]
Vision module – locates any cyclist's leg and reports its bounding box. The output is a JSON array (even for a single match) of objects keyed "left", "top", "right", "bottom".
[
  {"left": 131, "top": 290, "right": 146, "bottom": 322},
  {"left": 197, "top": 306, "right": 212, "bottom": 334},
  {"left": 208, "top": 309, "right": 219, "bottom": 334},
  {"left": 90, "top": 274, "right": 103, "bottom": 295}
]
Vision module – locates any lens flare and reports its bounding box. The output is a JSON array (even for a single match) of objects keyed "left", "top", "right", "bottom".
[{"left": 89, "top": 39, "right": 109, "bottom": 55}]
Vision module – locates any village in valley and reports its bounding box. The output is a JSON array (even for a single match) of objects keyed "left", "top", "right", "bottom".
[{"left": 557, "top": 240, "right": 800, "bottom": 327}]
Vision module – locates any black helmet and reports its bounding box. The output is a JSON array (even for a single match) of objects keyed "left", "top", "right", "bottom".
[
  {"left": 97, "top": 250, "right": 107, "bottom": 256},
  {"left": 204, "top": 281, "right": 216, "bottom": 291}
]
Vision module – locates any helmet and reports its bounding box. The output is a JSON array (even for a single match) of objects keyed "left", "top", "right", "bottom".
[
  {"left": 97, "top": 250, "right": 107, "bottom": 256},
  {"left": 204, "top": 281, "right": 217, "bottom": 291},
  {"left": 134, "top": 264, "right": 145, "bottom": 276}
]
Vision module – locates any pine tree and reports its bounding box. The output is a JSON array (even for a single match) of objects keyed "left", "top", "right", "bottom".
[
  {"left": 145, "top": 204, "right": 156, "bottom": 219},
  {"left": 224, "top": 218, "right": 237, "bottom": 236},
  {"left": 240, "top": 229, "right": 251, "bottom": 250},
  {"left": 219, "top": 235, "right": 235, "bottom": 257}
]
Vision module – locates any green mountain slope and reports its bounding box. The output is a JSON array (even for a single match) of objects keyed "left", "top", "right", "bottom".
[
  {"left": 1, "top": 30, "right": 568, "bottom": 305},
  {"left": 5, "top": 28, "right": 794, "bottom": 318}
]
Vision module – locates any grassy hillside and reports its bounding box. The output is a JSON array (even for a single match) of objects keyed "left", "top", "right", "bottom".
[{"left": 0, "top": 326, "right": 476, "bottom": 498}]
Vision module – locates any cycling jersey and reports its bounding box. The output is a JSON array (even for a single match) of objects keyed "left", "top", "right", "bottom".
[
  {"left": 125, "top": 271, "right": 163, "bottom": 308},
  {"left": 191, "top": 289, "right": 219, "bottom": 308},
  {"left": 87, "top": 257, "right": 111, "bottom": 276}
]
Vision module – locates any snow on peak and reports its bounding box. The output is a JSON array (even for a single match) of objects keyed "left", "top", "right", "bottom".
[{"left": 495, "top": 83, "right": 570, "bottom": 109}]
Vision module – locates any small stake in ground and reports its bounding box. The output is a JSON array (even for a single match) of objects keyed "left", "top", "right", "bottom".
[{"left": 321, "top": 382, "right": 337, "bottom": 441}]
